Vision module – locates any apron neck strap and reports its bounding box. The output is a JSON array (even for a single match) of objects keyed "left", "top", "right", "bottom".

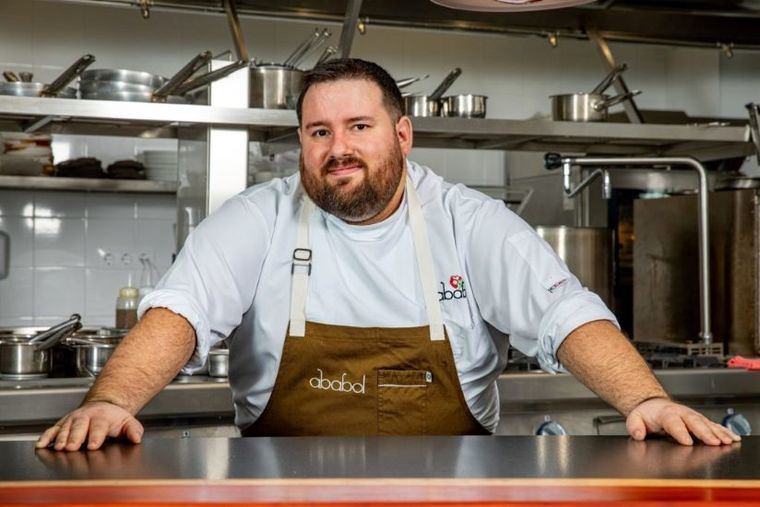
[{"left": 289, "top": 175, "right": 445, "bottom": 341}]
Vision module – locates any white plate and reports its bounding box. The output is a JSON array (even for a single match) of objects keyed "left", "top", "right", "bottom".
[{"left": 430, "top": 0, "right": 595, "bottom": 12}]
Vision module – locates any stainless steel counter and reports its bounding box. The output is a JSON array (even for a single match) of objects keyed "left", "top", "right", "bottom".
[{"left": 2, "top": 436, "right": 758, "bottom": 481}]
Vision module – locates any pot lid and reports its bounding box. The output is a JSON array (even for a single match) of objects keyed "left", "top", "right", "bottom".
[{"left": 430, "top": 0, "right": 596, "bottom": 12}]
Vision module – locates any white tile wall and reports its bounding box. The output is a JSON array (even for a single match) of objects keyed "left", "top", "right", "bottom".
[
  {"left": 0, "top": 0, "right": 759, "bottom": 325},
  {"left": 0, "top": 189, "right": 176, "bottom": 327}
]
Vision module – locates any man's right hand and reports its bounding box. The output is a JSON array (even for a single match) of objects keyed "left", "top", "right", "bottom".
[{"left": 36, "top": 401, "right": 144, "bottom": 452}]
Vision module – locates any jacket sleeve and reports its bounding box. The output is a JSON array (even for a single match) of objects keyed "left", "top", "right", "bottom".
[
  {"left": 466, "top": 198, "right": 618, "bottom": 373},
  {"left": 137, "top": 195, "right": 271, "bottom": 373}
]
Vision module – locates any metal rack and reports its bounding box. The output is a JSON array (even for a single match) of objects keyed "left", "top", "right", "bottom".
[{"left": 0, "top": 95, "right": 753, "bottom": 193}]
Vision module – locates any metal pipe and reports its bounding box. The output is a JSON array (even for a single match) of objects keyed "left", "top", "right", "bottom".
[
  {"left": 338, "top": 0, "right": 363, "bottom": 59},
  {"left": 222, "top": 0, "right": 249, "bottom": 62},
  {"left": 546, "top": 153, "right": 713, "bottom": 344}
]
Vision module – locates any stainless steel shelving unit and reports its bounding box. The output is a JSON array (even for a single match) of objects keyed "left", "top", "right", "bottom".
[{"left": 0, "top": 95, "right": 753, "bottom": 193}]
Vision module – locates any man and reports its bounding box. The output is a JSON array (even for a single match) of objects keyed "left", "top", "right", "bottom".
[{"left": 38, "top": 59, "right": 738, "bottom": 451}]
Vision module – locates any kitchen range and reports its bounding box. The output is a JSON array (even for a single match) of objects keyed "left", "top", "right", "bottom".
[{"left": 1, "top": 0, "right": 760, "bottom": 504}]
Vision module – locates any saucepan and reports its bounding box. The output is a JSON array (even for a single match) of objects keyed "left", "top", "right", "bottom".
[
  {"left": 441, "top": 93, "right": 487, "bottom": 119},
  {"left": 249, "top": 28, "right": 332, "bottom": 109},
  {"left": 0, "top": 54, "right": 95, "bottom": 98},
  {"left": 0, "top": 314, "right": 82, "bottom": 380},
  {"left": 64, "top": 327, "right": 126, "bottom": 377},
  {"left": 550, "top": 64, "right": 641, "bottom": 122},
  {"left": 404, "top": 68, "right": 462, "bottom": 118}
]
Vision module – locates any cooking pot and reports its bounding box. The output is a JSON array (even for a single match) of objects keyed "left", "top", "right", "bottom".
[
  {"left": 249, "top": 63, "right": 303, "bottom": 109},
  {"left": 0, "top": 314, "right": 82, "bottom": 379},
  {"left": 404, "top": 68, "right": 462, "bottom": 118},
  {"left": 441, "top": 94, "right": 487, "bottom": 118},
  {"left": 66, "top": 338, "right": 118, "bottom": 377},
  {"left": 0, "top": 54, "right": 94, "bottom": 98},
  {"left": 550, "top": 90, "right": 640, "bottom": 122},
  {"left": 535, "top": 226, "right": 613, "bottom": 307}
]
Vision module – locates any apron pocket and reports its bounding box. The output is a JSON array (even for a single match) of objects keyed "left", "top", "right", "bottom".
[{"left": 377, "top": 369, "right": 430, "bottom": 435}]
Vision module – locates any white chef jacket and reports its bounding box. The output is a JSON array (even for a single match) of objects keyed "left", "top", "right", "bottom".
[{"left": 138, "top": 160, "right": 618, "bottom": 432}]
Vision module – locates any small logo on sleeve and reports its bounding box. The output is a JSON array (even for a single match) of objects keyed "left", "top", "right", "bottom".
[
  {"left": 439, "top": 275, "right": 467, "bottom": 301},
  {"left": 548, "top": 278, "right": 568, "bottom": 293}
]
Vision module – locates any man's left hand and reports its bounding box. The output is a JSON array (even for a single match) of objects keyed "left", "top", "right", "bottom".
[{"left": 626, "top": 398, "right": 741, "bottom": 446}]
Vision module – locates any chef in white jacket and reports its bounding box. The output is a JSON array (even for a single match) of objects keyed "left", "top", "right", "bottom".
[{"left": 39, "top": 58, "right": 739, "bottom": 449}]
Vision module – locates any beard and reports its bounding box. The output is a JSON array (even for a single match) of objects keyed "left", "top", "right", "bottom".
[{"left": 300, "top": 140, "right": 405, "bottom": 222}]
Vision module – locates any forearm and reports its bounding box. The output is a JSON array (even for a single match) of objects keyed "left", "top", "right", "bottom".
[
  {"left": 83, "top": 307, "right": 196, "bottom": 415},
  {"left": 556, "top": 319, "right": 668, "bottom": 416}
]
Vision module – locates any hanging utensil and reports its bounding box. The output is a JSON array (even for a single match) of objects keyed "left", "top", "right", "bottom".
[{"left": 589, "top": 63, "right": 628, "bottom": 95}]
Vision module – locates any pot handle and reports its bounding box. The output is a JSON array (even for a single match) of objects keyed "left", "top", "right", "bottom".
[
  {"left": 589, "top": 63, "right": 627, "bottom": 95},
  {"left": 594, "top": 90, "right": 641, "bottom": 111},
  {"left": 29, "top": 314, "right": 82, "bottom": 351},
  {"left": 41, "top": 54, "right": 96, "bottom": 97},
  {"left": 153, "top": 50, "right": 213, "bottom": 99},
  {"left": 168, "top": 59, "right": 249, "bottom": 97},
  {"left": 429, "top": 67, "right": 462, "bottom": 101}
]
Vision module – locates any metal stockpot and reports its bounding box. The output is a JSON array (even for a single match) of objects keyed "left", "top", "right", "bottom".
[
  {"left": 550, "top": 91, "right": 640, "bottom": 122},
  {"left": 70, "top": 340, "right": 118, "bottom": 377},
  {"left": 441, "top": 94, "right": 487, "bottom": 118},
  {"left": 535, "top": 226, "right": 614, "bottom": 307},
  {"left": 249, "top": 64, "right": 303, "bottom": 109},
  {"left": 0, "top": 314, "right": 82, "bottom": 379}
]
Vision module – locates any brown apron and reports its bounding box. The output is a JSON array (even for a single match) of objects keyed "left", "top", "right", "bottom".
[{"left": 243, "top": 176, "right": 488, "bottom": 436}]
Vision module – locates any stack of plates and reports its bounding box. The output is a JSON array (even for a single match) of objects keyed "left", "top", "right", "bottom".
[{"left": 139, "top": 150, "right": 178, "bottom": 181}]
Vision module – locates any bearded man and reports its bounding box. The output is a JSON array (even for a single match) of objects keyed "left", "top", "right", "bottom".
[{"left": 38, "top": 59, "right": 739, "bottom": 451}]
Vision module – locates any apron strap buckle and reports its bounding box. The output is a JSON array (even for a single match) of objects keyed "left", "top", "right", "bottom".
[{"left": 292, "top": 248, "right": 312, "bottom": 275}]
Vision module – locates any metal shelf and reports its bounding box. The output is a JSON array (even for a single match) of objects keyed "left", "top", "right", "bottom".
[
  {"left": 0, "top": 175, "right": 177, "bottom": 193},
  {"left": 0, "top": 96, "right": 752, "bottom": 160},
  {"left": 409, "top": 117, "right": 753, "bottom": 161}
]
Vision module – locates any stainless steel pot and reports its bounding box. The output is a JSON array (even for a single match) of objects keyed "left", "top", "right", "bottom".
[
  {"left": 441, "top": 94, "right": 487, "bottom": 118},
  {"left": 249, "top": 64, "right": 303, "bottom": 109},
  {"left": 68, "top": 339, "right": 118, "bottom": 377},
  {"left": 208, "top": 349, "right": 229, "bottom": 378},
  {"left": 0, "top": 54, "right": 94, "bottom": 98},
  {"left": 550, "top": 91, "right": 640, "bottom": 122},
  {"left": 404, "top": 68, "right": 462, "bottom": 118},
  {"left": 535, "top": 226, "right": 614, "bottom": 307},
  {"left": 0, "top": 314, "right": 82, "bottom": 379}
]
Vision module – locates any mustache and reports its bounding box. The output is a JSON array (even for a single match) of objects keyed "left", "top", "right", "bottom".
[{"left": 321, "top": 155, "right": 368, "bottom": 174}]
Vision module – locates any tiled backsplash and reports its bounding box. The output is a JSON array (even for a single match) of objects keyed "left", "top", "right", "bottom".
[{"left": 0, "top": 189, "right": 176, "bottom": 328}]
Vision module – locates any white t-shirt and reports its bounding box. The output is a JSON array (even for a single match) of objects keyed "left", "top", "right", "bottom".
[{"left": 138, "top": 160, "right": 617, "bottom": 432}]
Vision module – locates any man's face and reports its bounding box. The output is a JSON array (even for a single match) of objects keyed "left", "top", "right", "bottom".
[{"left": 298, "top": 78, "right": 412, "bottom": 222}]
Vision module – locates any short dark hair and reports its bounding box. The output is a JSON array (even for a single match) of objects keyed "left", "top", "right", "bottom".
[{"left": 296, "top": 58, "right": 404, "bottom": 125}]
